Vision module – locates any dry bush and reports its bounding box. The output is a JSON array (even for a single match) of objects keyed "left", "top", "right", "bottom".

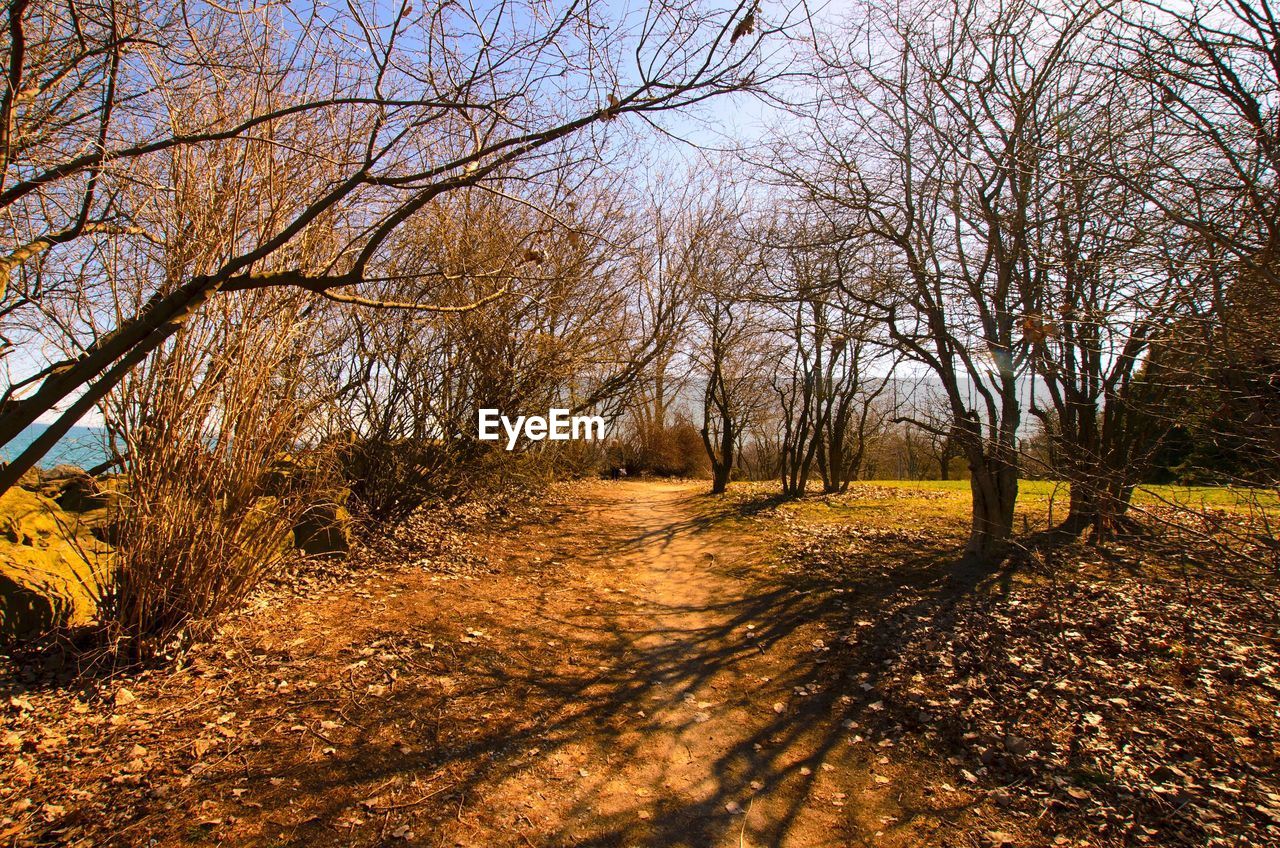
[
  {"left": 621, "top": 421, "right": 711, "bottom": 478},
  {"left": 338, "top": 437, "right": 479, "bottom": 524},
  {"left": 340, "top": 436, "right": 602, "bottom": 525},
  {"left": 322, "top": 184, "right": 668, "bottom": 516},
  {"left": 97, "top": 294, "right": 327, "bottom": 658}
]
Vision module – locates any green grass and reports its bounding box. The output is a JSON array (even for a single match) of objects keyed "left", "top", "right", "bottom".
[
  {"left": 835, "top": 478, "right": 1277, "bottom": 509},
  {"left": 1132, "top": 483, "right": 1279, "bottom": 510},
  {"left": 749, "top": 478, "right": 1278, "bottom": 534}
]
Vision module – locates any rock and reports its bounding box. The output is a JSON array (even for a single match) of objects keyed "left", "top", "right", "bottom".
[
  {"left": 15, "top": 467, "right": 43, "bottom": 491},
  {"left": 0, "top": 486, "right": 66, "bottom": 546},
  {"left": 262, "top": 451, "right": 342, "bottom": 499},
  {"left": 0, "top": 538, "right": 102, "bottom": 639},
  {"left": 243, "top": 497, "right": 296, "bottom": 560},
  {"left": 43, "top": 464, "right": 87, "bottom": 482},
  {"left": 54, "top": 473, "right": 107, "bottom": 512},
  {"left": 13, "top": 464, "right": 113, "bottom": 512},
  {"left": 261, "top": 454, "right": 309, "bottom": 498},
  {"left": 0, "top": 488, "right": 106, "bottom": 640},
  {"left": 294, "top": 500, "right": 353, "bottom": 557}
]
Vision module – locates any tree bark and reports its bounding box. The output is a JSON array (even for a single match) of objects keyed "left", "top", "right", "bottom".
[
  {"left": 1062, "top": 470, "right": 1135, "bottom": 542},
  {"left": 702, "top": 419, "right": 735, "bottom": 495},
  {"left": 964, "top": 447, "right": 1018, "bottom": 562}
]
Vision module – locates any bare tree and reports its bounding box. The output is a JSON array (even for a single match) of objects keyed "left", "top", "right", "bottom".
[
  {"left": 1120, "top": 0, "right": 1280, "bottom": 285},
  {"left": 1116, "top": 1, "right": 1280, "bottom": 499},
  {"left": 904, "top": 388, "right": 962, "bottom": 480},
  {"left": 687, "top": 202, "right": 774, "bottom": 493},
  {"left": 812, "top": 309, "right": 896, "bottom": 495},
  {"left": 1013, "top": 23, "right": 1195, "bottom": 538},
  {"left": 777, "top": 0, "right": 1107, "bottom": 559},
  {"left": 766, "top": 244, "right": 830, "bottom": 497},
  {"left": 0, "top": 0, "right": 789, "bottom": 491}
]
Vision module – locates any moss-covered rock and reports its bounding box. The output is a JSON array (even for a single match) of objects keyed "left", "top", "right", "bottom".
[
  {"left": 244, "top": 497, "right": 297, "bottom": 561},
  {"left": 293, "top": 500, "right": 353, "bottom": 557},
  {"left": 54, "top": 472, "right": 108, "bottom": 512},
  {"left": 13, "top": 465, "right": 112, "bottom": 512},
  {"left": 0, "top": 488, "right": 107, "bottom": 641},
  {"left": 16, "top": 466, "right": 43, "bottom": 491}
]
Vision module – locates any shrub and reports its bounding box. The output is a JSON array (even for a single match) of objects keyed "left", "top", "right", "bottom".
[{"left": 97, "top": 295, "right": 327, "bottom": 658}]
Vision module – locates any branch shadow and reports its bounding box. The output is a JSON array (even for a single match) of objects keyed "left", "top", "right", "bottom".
[{"left": 13, "top": 482, "right": 1016, "bottom": 848}]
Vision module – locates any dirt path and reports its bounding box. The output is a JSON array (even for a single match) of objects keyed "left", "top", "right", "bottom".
[
  {"left": 472, "top": 480, "right": 848, "bottom": 848},
  {"left": 428, "top": 480, "right": 862, "bottom": 848},
  {"left": 7, "top": 481, "right": 941, "bottom": 848},
  {"left": 232, "top": 478, "right": 898, "bottom": 848}
]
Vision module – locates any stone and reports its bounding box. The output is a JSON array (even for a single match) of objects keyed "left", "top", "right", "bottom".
[
  {"left": 12, "top": 465, "right": 113, "bottom": 513},
  {"left": 243, "top": 497, "right": 296, "bottom": 560},
  {"left": 15, "top": 467, "right": 43, "bottom": 491},
  {"left": 293, "top": 501, "right": 353, "bottom": 557},
  {"left": 43, "top": 464, "right": 88, "bottom": 482},
  {"left": 0, "top": 489, "right": 106, "bottom": 640},
  {"left": 54, "top": 473, "right": 107, "bottom": 512}
]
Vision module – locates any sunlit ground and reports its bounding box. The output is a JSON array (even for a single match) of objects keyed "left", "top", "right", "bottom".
[{"left": 723, "top": 478, "right": 1280, "bottom": 537}]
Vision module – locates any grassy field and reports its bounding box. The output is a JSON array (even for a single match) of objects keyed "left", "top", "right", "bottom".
[
  {"left": 735, "top": 478, "right": 1280, "bottom": 538},
  {"left": 848, "top": 477, "right": 1278, "bottom": 505}
]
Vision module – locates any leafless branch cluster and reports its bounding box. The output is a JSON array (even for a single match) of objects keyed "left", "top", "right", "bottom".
[
  {"left": 756, "top": 0, "right": 1280, "bottom": 560},
  {"left": 0, "top": 0, "right": 789, "bottom": 489}
]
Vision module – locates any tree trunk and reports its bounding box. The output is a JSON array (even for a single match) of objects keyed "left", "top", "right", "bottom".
[
  {"left": 1063, "top": 482, "right": 1096, "bottom": 534},
  {"left": 964, "top": 449, "right": 1018, "bottom": 562},
  {"left": 0, "top": 320, "right": 181, "bottom": 492},
  {"left": 701, "top": 396, "right": 736, "bottom": 495},
  {"left": 1063, "top": 471, "right": 1135, "bottom": 541},
  {"left": 710, "top": 460, "right": 732, "bottom": 495},
  {"left": 823, "top": 435, "right": 843, "bottom": 494},
  {"left": 709, "top": 423, "right": 734, "bottom": 495}
]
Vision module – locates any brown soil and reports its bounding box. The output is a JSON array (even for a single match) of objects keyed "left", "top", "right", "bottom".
[
  {"left": 3, "top": 480, "right": 1276, "bottom": 847},
  {"left": 3, "top": 481, "right": 940, "bottom": 847}
]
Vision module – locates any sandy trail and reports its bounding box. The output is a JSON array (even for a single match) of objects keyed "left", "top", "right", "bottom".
[
  {"left": 456, "top": 481, "right": 854, "bottom": 848},
  {"left": 86, "top": 481, "right": 911, "bottom": 847}
]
